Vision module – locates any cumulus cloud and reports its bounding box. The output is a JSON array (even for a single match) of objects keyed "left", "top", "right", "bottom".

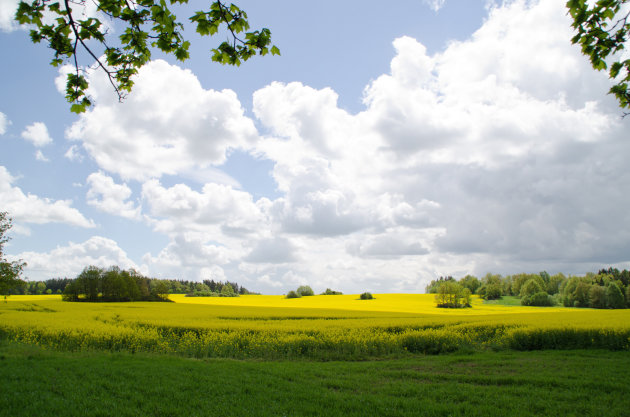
[
  {"left": 0, "top": 111, "right": 8, "bottom": 134},
  {"left": 34, "top": 150, "right": 49, "bottom": 162},
  {"left": 65, "top": 59, "right": 258, "bottom": 181},
  {"left": 11, "top": 236, "right": 139, "bottom": 281},
  {"left": 64, "top": 145, "right": 84, "bottom": 162},
  {"left": 245, "top": 237, "right": 297, "bottom": 264},
  {"left": 423, "top": 0, "right": 446, "bottom": 12},
  {"left": 141, "top": 179, "right": 266, "bottom": 236},
  {"left": 86, "top": 172, "right": 140, "bottom": 219},
  {"left": 0, "top": 166, "right": 95, "bottom": 228},
  {"left": 0, "top": 0, "right": 19, "bottom": 32},
  {"left": 244, "top": 0, "right": 630, "bottom": 289},
  {"left": 21, "top": 122, "right": 53, "bottom": 147}
]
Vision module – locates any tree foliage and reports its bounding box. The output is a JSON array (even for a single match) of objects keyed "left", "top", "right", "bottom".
[
  {"left": 296, "top": 285, "right": 314, "bottom": 297},
  {"left": 0, "top": 212, "right": 26, "bottom": 300},
  {"left": 15, "top": 0, "right": 279, "bottom": 113},
  {"left": 567, "top": 0, "right": 630, "bottom": 113},
  {"left": 434, "top": 281, "right": 470, "bottom": 309}
]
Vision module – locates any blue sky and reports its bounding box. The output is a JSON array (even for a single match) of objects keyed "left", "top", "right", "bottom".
[{"left": 1, "top": 0, "right": 629, "bottom": 294}]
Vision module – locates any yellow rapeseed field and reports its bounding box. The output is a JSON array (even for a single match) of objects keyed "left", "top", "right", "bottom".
[{"left": 1, "top": 294, "right": 629, "bottom": 358}]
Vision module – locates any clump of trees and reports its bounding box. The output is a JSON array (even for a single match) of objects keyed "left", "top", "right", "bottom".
[
  {"left": 63, "top": 266, "right": 170, "bottom": 302},
  {"left": 426, "top": 267, "right": 630, "bottom": 309},
  {"left": 184, "top": 281, "right": 244, "bottom": 297},
  {"left": 359, "top": 292, "right": 374, "bottom": 300},
  {"left": 321, "top": 288, "right": 343, "bottom": 295},
  {"left": 434, "top": 281, "right": 471, "bottom": 309},
  {"left": 284, "top": 285, "right": 315, "bottom": 299},
  {"left": 62, "top": 265, "right": 253, "bottom": 302}
]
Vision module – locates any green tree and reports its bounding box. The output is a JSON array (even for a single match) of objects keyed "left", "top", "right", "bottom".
[
  {"left": 459, "top": 275, "right": 480, "bottom": 294},
  {"left": 296, "top": 285, "right": 314, "bottom": 297},
  {"left": 567, "top": 0, "right": 630, "bottom": 112},
  {"left": 434, "top": 281, "right": 470, "bottom": 308},
  {"left": 152, "top": 280, "right": 170, "bottom": 301},
  {"left": 15, "top": 0, "right": 280, "bottom": 113},
  {"left": 520, "top": 279, "right": 545, "bottom": 306},
  {"left": 220, "top": 283, "right": 236, "bottom": 297},
  {"left": 0, "top": 212, "right": 27, "bottom": 301},
  {"left": 589, "top": 284, "right": 607, "bottom": 309},
  {"left": 285, "top": 290, "right": 301, "bottom": 299},
  {"left": 606, "top": 281, "right": 626, "bottom": 309}
]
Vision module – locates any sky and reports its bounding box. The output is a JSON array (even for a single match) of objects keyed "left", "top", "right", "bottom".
[{"left": 1, "top": 0, "right": 629, "bottom": 294}]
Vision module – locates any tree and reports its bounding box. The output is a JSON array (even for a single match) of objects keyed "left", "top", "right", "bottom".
[
  {"left": 296, "top": 285, "right": 314, "bottom": 297},
  {"left": 15, "top": 0, "right": 280, "bottom": 113},
  {"left": 606, "top": 281, "right": 626, "bottom": 309},
  {"left": 567, "top": 0, "right": 630, "bottom": 113},
  {"left": 285, "top": 290, "right": 301, "bottom": 299},
  {"left": 589, "top": 284, "right": 607, "bottom": 309},
  {"left": 434, "top": 281, "right": 470, "bottom": 308},
  {"left": 220, "top": 283, "right": 236, "bottom": 297},
  {"left": 0, "top": 212, "right": 27, "bottom": 301}
]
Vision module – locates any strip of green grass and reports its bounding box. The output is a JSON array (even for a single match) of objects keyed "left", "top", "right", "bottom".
[
  {"left": 483, "top": 295, "right": 523, "bottom": 306},
  {"left": 0, "top": 341, "right": 628, "bottom": 417}
]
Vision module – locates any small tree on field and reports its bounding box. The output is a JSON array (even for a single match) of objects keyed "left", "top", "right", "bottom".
[
  {"left": 435, "top": 281, "right": 470, "bottom": 308},
  {"left": 359, "top": 292, "right": 374, "bottom": 300},
  {"left": 285, "top": 290, "right": 301, "bottom": 299},
  {"left": 296, "top": 285, "right": 314, "bottom": 296}
]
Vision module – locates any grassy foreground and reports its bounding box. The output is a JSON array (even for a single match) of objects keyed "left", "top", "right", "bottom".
[{"left": 1, "top": 341, "right": 628, "bottom": 417}]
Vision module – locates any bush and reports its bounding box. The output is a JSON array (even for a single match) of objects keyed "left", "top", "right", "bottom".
[
  {"left": 296, "top": 285, "right": 314, "bottom": 296},
  {"left": 359, "top": 292, "right": 374, "bottom": 300},
  {"left": 484, "top": 283, "right": 503, "bottom": 300},
  {"left": 522, "top": 291, "right": 555, "bottom": 306},
  {"left": 285, "top": 290, "right": 301, "bottom": 299},
  {"left": 321, "top": 288, "right": 343, "bottom": 295}
]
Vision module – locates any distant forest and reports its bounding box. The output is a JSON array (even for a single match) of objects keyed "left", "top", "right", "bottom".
[
  {"left": 7, "top": 265, "right": 256, "bottom": 302},
  {"left": 426, "top": 267, "right": 630, "bottom": 309}
]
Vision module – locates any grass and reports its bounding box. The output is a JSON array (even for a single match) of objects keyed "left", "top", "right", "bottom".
[
  {"left": 483, "top": 295, "right": 523, "bottom": 306},
  {"left": 0, "top": 340, "right": 628, "bottom": 417}
]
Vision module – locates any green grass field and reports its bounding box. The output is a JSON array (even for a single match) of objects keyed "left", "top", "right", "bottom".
[{"left": 1, "top": 341, "right": 628, "bottom": 417}]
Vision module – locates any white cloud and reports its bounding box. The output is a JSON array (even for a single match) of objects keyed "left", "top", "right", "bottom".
[
  {"left": 0, "top": 111, "right": 9, "bottom": 134},
  {"left": 0, "top": 0, "right": 19, "bottom": 32},
  {"left": 243, "top": 0, "right": 630, "bottom": 291},
  {"left": 86, "top": 172, "right": 140, "bottom": 220},
  {"left": 0, "top": 166, "right": 95, "bottom": 228},
  {"left": 21, "top": 122, "right": 53, "bottom": 147},
  {"left": 141, "top": 179, "right": 266, "bottom": 236},
  {"left": 65, "top": 59, "right": 258, "bottom": 181},
  {"left": 245, "top": 237, "right": 297, "bottom": 264},
  {"left": 34, "top": 150, "right": 49, "bottom": 162},
  {"left": 423, "top": 0, "right": 446, "bottom": 12},
  {"left": 64, "top": 145, "right": 84, "bottom": 162},
  {"left": 11, "top": 236, "right": 139, "bottom": 281}
]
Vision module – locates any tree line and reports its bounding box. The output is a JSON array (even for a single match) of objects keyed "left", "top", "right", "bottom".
[{"left": 426, "top": 267, "right": 630, "bottom": 309}]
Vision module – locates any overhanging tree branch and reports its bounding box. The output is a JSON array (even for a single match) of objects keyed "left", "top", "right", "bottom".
[{"left": 15, "top": 0, "right": 280, "bottom": 113}]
